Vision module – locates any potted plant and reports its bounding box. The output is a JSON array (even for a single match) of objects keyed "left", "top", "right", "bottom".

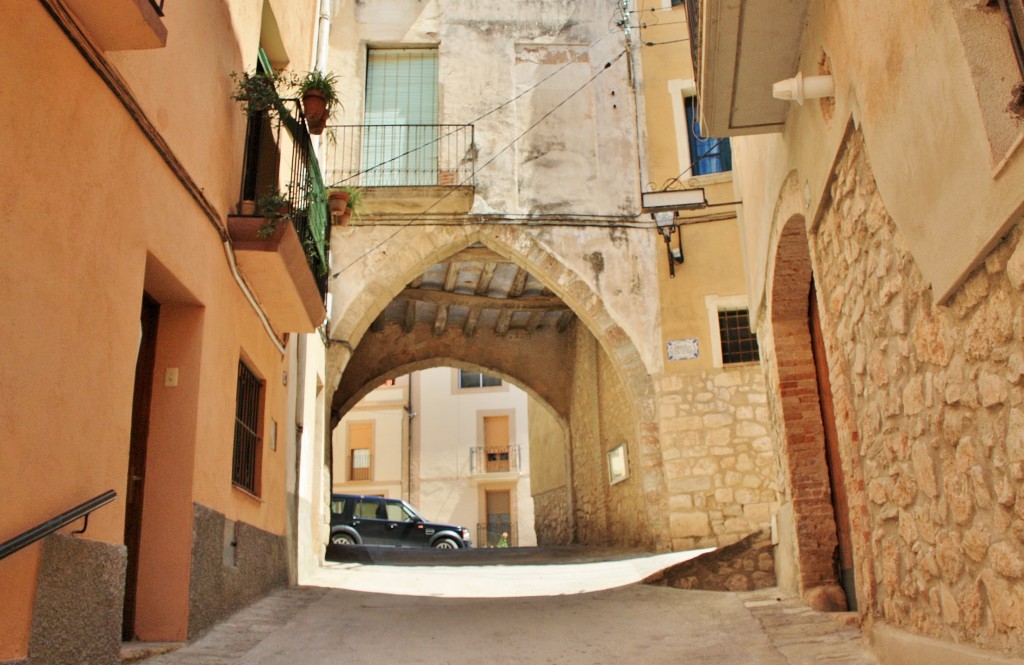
[
  {"left": 230, "top": 69, "right": 284, "bottom": 117},
  {"left": 327, "top": 186, "right": 363, "bottom": 226},
  {"left": 295, "top": 70, "right": 340, "bottom": 135},
  {"left": 255, "top": 191, "right": 291, "bottom": 238}
]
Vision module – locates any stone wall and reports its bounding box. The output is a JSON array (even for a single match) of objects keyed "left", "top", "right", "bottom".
[
  {"left": 646, "top": 531, "right": 776, "bottom": 592},
  {"left": 657, "top": 365, "right": 776, "bottom": 551},
  {"left": 532, "top": 488, "right": 573, "bottom": 545},
  {"left": 188, "top": 504, "right": 288, "bottom": 639},
  {"left": 783, "top": 130, "right": 1024, "bottom": 655},
  {"left": 26, "top": 535, "right": 126, "bottom": 665}
]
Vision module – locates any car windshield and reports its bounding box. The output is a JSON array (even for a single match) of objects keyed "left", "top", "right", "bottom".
[{"left": 398, "top": 501, "right": 423, "bottom": 521}]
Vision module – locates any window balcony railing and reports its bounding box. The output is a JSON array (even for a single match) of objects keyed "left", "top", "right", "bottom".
[
  {"left": 469, "top": 445, "right": 521, "bottom": 475},
  {"left": 477, "top": 522, "right": 517, "bottom": 548},
  {"left": 239, "top": 99, "right": 330, "bottom": 296},
  {"left": 321, "top": 124, "right": 475, "bottom": 189}
]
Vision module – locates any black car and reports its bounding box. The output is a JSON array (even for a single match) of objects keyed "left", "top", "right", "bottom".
[{"left": 329, "top": 494, "right": 473, "bottom": 549}]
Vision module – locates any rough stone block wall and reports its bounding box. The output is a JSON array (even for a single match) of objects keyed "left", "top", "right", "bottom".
[
  {"left": 645, "top": 531, "right": 776, "bottom": 591},
  {"left": 658, "top": 365, "right": 776, "bottom": 551},
  {"left": 599, "top": 337, "right": 651, "bottom": 547},
  {"left": 188, "top": 503, "right": 288, "bottom": 639},
  {"left": 794, "top": 130, "right": 1024, "bottom": 655},
  {"left": 532, "top": 487, "right": 573, "bottom": 545},
  {"left": 567, "top": 324, "right": 652, "bottom": 547},
  {"left": 27, "top": 535, "right": 126, "bottom": 665},
  {"left": 568, "top": 327, "right": 610, "bottom": 544}
]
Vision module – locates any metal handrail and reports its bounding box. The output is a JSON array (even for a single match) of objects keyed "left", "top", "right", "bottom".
[{"left": 0, "top": 490, "right": 117, "bottom": 560}]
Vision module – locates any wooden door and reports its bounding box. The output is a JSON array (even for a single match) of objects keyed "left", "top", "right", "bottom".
[
  {"left": 810, "top": 282, "right": 857, "bottom": 610},
  {"left": 123, "top": 295, "right": 159, "bottom": 640}
]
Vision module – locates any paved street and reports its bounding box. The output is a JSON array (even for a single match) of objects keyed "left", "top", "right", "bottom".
[{"left": 138, "top": 549, "right": 879, "bottom": 665}]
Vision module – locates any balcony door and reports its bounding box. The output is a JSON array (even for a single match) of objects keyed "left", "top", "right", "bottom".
[
  {"left": 363, "top": 48, "right": 438, "bottom": 186},
  {"left": 483, "top": 415, "right": 510, "bottom": 472},
  {"left": 485, "top": 490, "right": 512, "bottom": 547}
]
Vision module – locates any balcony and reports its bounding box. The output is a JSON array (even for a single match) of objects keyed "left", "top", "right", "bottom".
[
  {"left": 469, "top": 446, "right": 521, "bottom": 480},
  {"left": 321, "top": 124, "right": 476, "bottom": 215},
  {"left": 687, "top": 0, "right": 809, "bottom": 136},
  {"left": 64, "top": 0, "right": 167, "bottom": 50},
  {"left": 227, "top": 100, "right": 329, "bottom": 333}
]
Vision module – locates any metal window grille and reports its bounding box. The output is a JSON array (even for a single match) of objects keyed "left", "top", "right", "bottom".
[
  {"left": 350, "top": 449, "right": 371, "bottom": 481},
  {"left": 718, "top": 308, "right": 760, "bottom": 364},
  {"left": 232, "top": 361, "right": 262, "bottom": 493}
]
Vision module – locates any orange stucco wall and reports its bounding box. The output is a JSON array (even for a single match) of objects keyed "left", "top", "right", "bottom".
[{"left": 1, "top": 0, "right": 317, "bottom": 653}]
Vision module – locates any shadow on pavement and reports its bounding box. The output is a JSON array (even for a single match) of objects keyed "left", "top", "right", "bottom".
[{"left": 324, "top": 544, "right": 658, "bottom": 566}]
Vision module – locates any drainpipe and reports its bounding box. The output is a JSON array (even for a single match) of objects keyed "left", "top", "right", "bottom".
[
  {"left": 404, "top": 373, "right": 417, "bottom": 503},
  {"left": 315, "top": 0, "right": 331, "bottom": 72}
]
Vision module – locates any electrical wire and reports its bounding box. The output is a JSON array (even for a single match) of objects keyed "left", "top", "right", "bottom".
[
  {"left": 327, "top": 27, "right": 620, "bottom": 188},
  {"left": 332, "top": 50, "right": 629, "bottom": 277},
  {"left": 642, "top": 37, "right": 690, "bottom": 46}
]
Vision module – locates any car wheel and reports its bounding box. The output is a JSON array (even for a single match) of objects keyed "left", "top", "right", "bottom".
[
  {"left": 432, "top": 537, "right": 459, "bottom": 549},
  {"left": 331, "top": 533, "right": 356, "bottom": 545}
]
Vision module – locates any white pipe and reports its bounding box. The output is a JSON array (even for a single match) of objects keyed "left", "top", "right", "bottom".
[
  {"left": 223, "top": 241, "right": 287, "bottom": 354},
  {"left": 772, "top": 72, "right": 834, "bottom": 105},
  {"left": 315, "top": 0, "right": 331, "bottom": 72}
]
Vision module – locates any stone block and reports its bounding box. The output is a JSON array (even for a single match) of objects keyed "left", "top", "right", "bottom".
[{"left": 670, "top": 512, "right": 711, "bottom": 538}]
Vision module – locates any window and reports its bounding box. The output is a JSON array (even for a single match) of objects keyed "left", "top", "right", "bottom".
[
  {"left": 363, "top": 48, "right": 439, "bottom": 186},
  {"left": 718, "top": 309, "right": 760, "bottom": 364},
  {"left": 670, "top": 0, "right": 685, "bottom": 6},
  {"left": 354, "top": 497, "right": 384, "bottom": 519},
  {"left": 459, "top": 369, "right": 502, "bottom": 389},
  {"left": 705, "top": 295, "right": 759, "bottom": 367},
  {"left": 348, "top": 421, "right": 373, "bottom": 481},
  {"left": 483, "top": 415, "right": 511, "bottom": 473},
  {"left": 232, "top": 360, "right": 263, "bottom": 494},
  {"left": 684, "top": 96, "right": 731, "bottom": 175}
]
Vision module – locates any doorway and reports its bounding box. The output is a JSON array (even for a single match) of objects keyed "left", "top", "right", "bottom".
[
  {"left": 123, "top": 294, "right": 159, "bottom": 640},
  {"left": 485, "top": 490, "right": 512, "bottom": 547},
  {"left": 809, "top": 282, "right": 857, "bottom": 610}
]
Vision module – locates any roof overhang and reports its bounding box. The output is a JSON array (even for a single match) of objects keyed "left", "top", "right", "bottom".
[{"left": 696, "top": 0, "right": 809, "bottom": 137}]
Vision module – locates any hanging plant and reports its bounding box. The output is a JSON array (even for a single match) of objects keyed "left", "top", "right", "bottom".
[
  {"left": 255, "top": 191, "right": 291, "bottom": 238},
  {"left": 295, "top": 70, "right": 341, "bottom": 135},
  {"left": 230, "top": 69, "right": 284, "bottom": 117}
]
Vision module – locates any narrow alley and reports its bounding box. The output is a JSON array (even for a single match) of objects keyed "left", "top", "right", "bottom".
[{"left": 135, "top": 559, "right": 878, "bottom": 665}]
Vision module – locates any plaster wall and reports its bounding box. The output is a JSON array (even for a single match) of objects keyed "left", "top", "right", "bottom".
[
  {"left": 332, "top": 383, "right": 406, "bottom": 498},
  {"left": 414, "top": 367, "right": 536, "bottom": 546},
  {"left": 0, "top": 0, "right": 320, "bottom": 656}
]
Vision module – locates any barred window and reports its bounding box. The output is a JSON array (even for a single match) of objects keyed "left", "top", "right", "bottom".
[
  {"left": 232, "top": 361, "right": 263, "bottom": 494},
  {"left": 718, "top": 308, "right": 760, "bottom": 364}
]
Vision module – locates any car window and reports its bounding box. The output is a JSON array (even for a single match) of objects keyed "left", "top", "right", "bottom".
[
  {"left": 330, "top": 497, "right": 347, "bottom": 515},
  {"left": 354, "top": 498, "right": 382, "bottom": 519},
  {"left": 384, "top": 501, "right": 417, "bottom": 522}
]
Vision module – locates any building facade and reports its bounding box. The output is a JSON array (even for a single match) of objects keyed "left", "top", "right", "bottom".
[
  {"left": 333, "top": 369, "right": 536, "bottom": 547},
  {"left": 687, "top": 0, "right": 1024, "bottom": 661},
  {"left": 1, "top": 2, "right": 331, "bottom": 663}
]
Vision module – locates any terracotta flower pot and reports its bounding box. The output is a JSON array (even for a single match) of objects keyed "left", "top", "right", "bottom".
[
  {"left": 328, "top": 191, "right": 350, "bottom": 215},
  {"left": 302, "top": 90, "right": 328, "bottom": 135}
]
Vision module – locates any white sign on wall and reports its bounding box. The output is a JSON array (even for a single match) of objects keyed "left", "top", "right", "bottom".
[{"left": 667, "top": 338, "right": 699, "bottom": 361}]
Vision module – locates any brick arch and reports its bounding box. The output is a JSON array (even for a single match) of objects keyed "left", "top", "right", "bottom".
[
  {"left": 327, "top": 224, "right": 671, "bottom": 549},
  {"left": 766, "top": 207, "right": 847, "bottom": 608}
]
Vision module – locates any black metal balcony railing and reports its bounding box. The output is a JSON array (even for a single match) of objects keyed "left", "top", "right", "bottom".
[
  {"left": 469, "top": 445, "right": 521, "bottom": 475},
  {"left": 322, "top": 124, "right": 475, "bottom": 189},
  {"left": 685, "top": 0, "right": 701, "bottom": 92},
  {"left": 239, "top": 99, "right": 330, "bottom": 296},
  {"left": 148, "top": 0, "right": 165, "bottom": 16},
  {"left": 477, "top": 522, "right": 516, "bottom": 548}
]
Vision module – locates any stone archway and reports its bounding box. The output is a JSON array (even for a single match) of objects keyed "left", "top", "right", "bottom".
[
  {"left": 327, "top": 225, "right": 670, "bottom": 549},
  {"left": 764, "top": 210, "right": 849, "bottom": 611}
]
